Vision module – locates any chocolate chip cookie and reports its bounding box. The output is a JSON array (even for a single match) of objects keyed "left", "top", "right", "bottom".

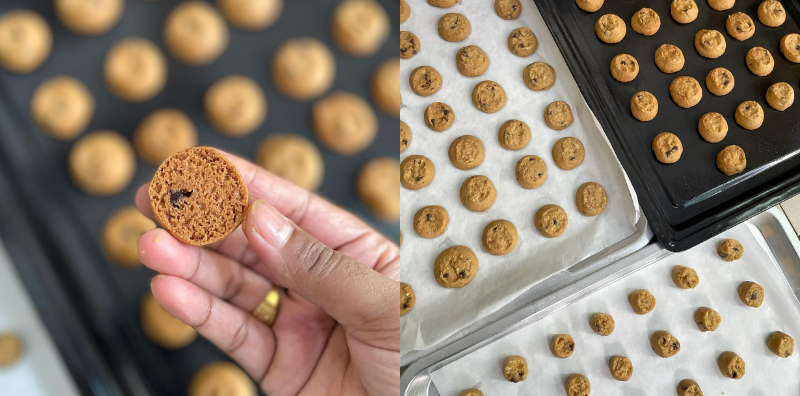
[
  {"left": 456, "top": 45, "right": 489, "bottom": 77},
  {"left": 552, "top": 137, "right": 585, "bottom": 170},
  {"left": 313, "top": 91, "right": 377, "bottom": 154},
  {"left": 438, "top": 13, "right": 470, "bottom": 42},
  {"left": 767, "top": 331, "right": 794, "bottom": 358},
  {"left": 400, "top": 120, "right": 411, "bottom": 152},
  {"left": 508, "top": 27, "right": 537, "bottom": 57},
  {"left": 677, "top": 380, "right": 704, "bottom": 396},
  {"left": 102, "top": 206, "right": 156, "bottom": 267},
  {"left": 758, "top": 0, "right": 786, "bottom": 27},
  {"left": 671, "top": 0, "right": 698, "bottom": 24},
  {"left": 630, "top": 91, "right": 658, "bottom": 121},
  {"left": 610, "top": 53, "right": 639, "bottom": 82},
  {"left": 54, "top": 0, "right": 123, "bottom": 36},
  {"left": 434, "top": 245, "right": 478, "bottom": 288},
  {"left": 331, "top": 0, "right": 390, "bottom": 57},
  {"left": 355, "top": 160, "right": 398, "bottom": 221},
  {"left": 652, "top": 132, "right": 683, "bottom": 164},
  {"left": 472, "top": 81, "right": 506, "bottom": 113},
  {"left": 735, "top": 101, "right": 764, "bottom": 130},
  {"left": 371, "top": 58, "right": 400, "bottom": 117},
  {"left": 141, "top": 293, "right": 197, "bottom": 349},
  {"left": 400, "top": 31, "right": 420, "bottom": 59},
  {"left": 739, "top": 281, "right": 764, "bottom": 307},
  {"left": 502, "top": 355, "right": 528, "bottom": 383},
  {"left": 718, "top": 352, "right": 746, "bottom": 379},
  {"left": 409, "top": 65, "right": 442, "bottom": 97},
  {"left": 629, "top": 289, "right": 656, "bottom": 314},
  {"left": 766, "top": 82, "right": 794, "bottom": 111},
  {"left": 695, "top": 29, "right": 726, "bottom": 58},
  {"left": 271, "top": 37, "right": 336, "bottom": 101},
  {"left": 673, "top": 265, "right": 700, "bottom": 289},
  {"left": 709, "top": 0, "right": 735, "bottom": 10},
  {"left": 651, "top": 331, "right": 681, "bottom": 358},
  {"left": 31, "top": 76, "right": 94, "bottom": 140},
  {"left": 698, "top": 112, "right": 728, "bottom": 143},
  {"left": 745, "top": 47, "right": 774, "bottom": 77},
  {"left": 494, "top": 0, "right": 521, "bottom": 20},
  {"left": 413, "top": 205, "right": 449, "bottom": 238},
  {"left": 522, "top": 61, "right": 555, "bottom": 91},
  {"left": 670, "top": 76, "right": 702, "bottom": 108},
  {"left": 544, "top": 101, "right": 574, "bottom": 130},
  {"left": 401, "top": 155, "right": 435, "bottom": 190},
  {"left": 427, "top": 0, "right": 457, "bottom": 7},
  {"left": 499, "top": 120, "right": 531, "bottom": 150},
  {"left": 654, "top": 44, "right": 685, "bottom": 73},
  {"left": 608, "top": 356, "right": 633, "bottom": 381},
  {"left": 576, "top": 0, "right": 604, "bottom": 13},
  {"left": 717, "top": 145, "right": 746, "bottom": 176},
  {"left": 482, "top": 219, "right": 518, "bottom": 255},
  {"left": 694, "top": 307, "right": 721, "bottom": 331},
  {"left": 134, "top": 109, "right": 198, "bottom": 167},
  {"left": 69, "top": 131, "right": 136, "bottom": 196},
  {"left": 781, "top": 33, "right": 800, "bottom": 63},
  {"left": 706, "top": 67, "right": 735, "bottom": 95},
  {"left": 515, "top": 155, "right": 547, "bottom": 189},
  {"left": 535, "top": 204, "right": 568, "bottom": 238},
  {"left": 424, "top": 102, "right": 455, "bottom": 132},
  {"left": 460, "top": 175, "right": 496, "bottom": 212},
  {"left": 400, "top": 283, "right": 414, "bottom": 315},
  {"left": 448, "top": 135, "right": 484, "bottom": 170},
  {"left": 205, "top": 75, "right": 267, "bottom": 137},
  {"left": 576, "top": 182, "right": 607, "bottom": 216},
  {"left": 163, "top": 1, "right": 229, "bottom": 65},
  {"left": 0, "top": 10, "right": 52, "bottom": 74},
  {"left": 727, "top": 12, "right": 755, "bottom": 41},
  {"left": 718, "top": 238, "right": 744, "bottom": 261},
  {"left": 590, "top": 313, "right": 615, "bottom": 335},
  {"left": 257, "top": 134, "right": 324, "bottom": 191},
  {"left": 631, "top": 8, "right": 660, "bottom": 36},
  {"left": 103, "top": 38, "right": 168, "bottom": 103},
  {"left": 595, "top": 14, "right": 626, "bottom": 43},
  {"left": 217, "top": 0, "right": 283, "bottom": 31},
  {"left": 551, "top": 334, "right": 576, "bottom": 358}
]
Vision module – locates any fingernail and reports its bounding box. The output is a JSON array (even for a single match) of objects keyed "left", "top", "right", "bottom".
[{"left": 249, "top": 200, "right": 293, "bottom": 248}]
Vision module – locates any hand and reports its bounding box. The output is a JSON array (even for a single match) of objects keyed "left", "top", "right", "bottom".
[{"left": 134, "top": 151, "right": 399, "bottom": 396}]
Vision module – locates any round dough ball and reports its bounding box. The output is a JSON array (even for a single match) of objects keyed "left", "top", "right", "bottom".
[
  {"left": 188, "top": 362, "right": 256, "bottom": 396},
  {"left": 0, "top": 10, "right": 52, "bottom": 73},
  {"left": 629, "top": 289, "right": 656, "bottom": 315},
  {"left": 331, "top": 0, "right": 389, "bottom": 57},
  {"left": 141, "top": 293, "right": 197, "bottom": 349},
  {"left": 589, "top": 313, "right": 614, "bottom": 336},
  {"left": 356, "top": 158, "right": 399, "bottom": 221},
  {"left": 677, "top": 379, "right": 704, "bottom": 396},
  {"left": 103, "top": 38, "right": 168, "bottom": 103},
  {"left": 400, "top": 282, "right": 415, "bottom": 316},
  {"left": 654, "top": 44, "right": 685, "bottom": 73},
  {"left": 30, "top": 76, "right": 95, "bottom": 140},
  {"left": 535, "top": 204, "right": 568, "bottom": 238},
  {"left": 718, "top": 351, "right": 745, "bottom": 379},
  {"left": 766, "top": 82, "right": 794, "bottom": 111},
  {"left": 312, "top": 92, "right": 377, "bottom": 155},
  {"left": 651, "top": 330, "right": 681, "bottom": 358},
  {"left": 738, "top": 281, "right": 764, "bottom": 308},
  {"left": 256, "top": 134, "right": 324, "bottom": 191},
  {"left": 717, "top": 238, "right": 744, "bottom": 261},
  {"left": 134, "top": 109, "right": 198, "bottom": 166},
  {"left": 631, "top": 8, "right": 660, "bottom": 36},
  {"left": 413, "top": 205, "right": 448, "bottom": 238},
  {"left": 69, "top": 131, "right": 136, "bottom": 196},
  {"left": 54, "top": 0, "right": 123, "bottom": 35},
  {"left": 204, "top": 75, "right": 266, "bottom": 137},
  {"left": 217, "top": 0, "right": 283, "bottom": 31},
  {"left": 460, "top": 175, "right": 496, "bottom": 212},
  {"left": 670, "top": 76, "right": 702, "bottom": 108},
  {"left": 102, "top": 206, "right": 156, "bottom": 267},
  {"left": 716, "top": 145, "right": 746, "bottom": 176},
  {"left": 695, "top": 29, "right": 726, "bottom": 58},
  {"left": 550, "top": 334, "right": 575, "bottom": 358},
  {"left": 767, "top": 331, "right": 794, "bottom": 358},
  {"left": 780, "top": 33, "right": 800, "bottom": 62},
  {"left": 694, "top": 307, "right": 721, "bottom": 332},
  {"left": 502, "top": 355, "right": 528, "bottom": 383},
  {"left": 271, "top": 37, "right": 336, "bottom": 101},
  {"left": 163, "top": 1, "right": 229, "bottom": 65},
  {"left": 652, "top": 132, "right": 683, "bottom": 164},
  {"left": 671, "top": 265, "right": 699, "bottom": 289},
  {"left": 401, "top": 155, "right": 434, "bottom": 190},
  {"left": 608, "top": 356, "right": 633, "bottom": 381},
  {"left": 482, "top": 219, "right": 517, "bottom": 255},
  {"left": 433, "top": 245, "right": 478, "bottom": 288},
  {"left": 726, "top": 12, "right": 755, "bottom": 41},
  {"left": 565, "top": 374, "right": 591, "bottom": 396}
]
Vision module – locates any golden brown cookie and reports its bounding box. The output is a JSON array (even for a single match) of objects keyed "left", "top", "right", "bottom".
[
  {"left": 652, "top": 132, "right": 683, "bottom": 164},
  {"left": 104, "top": 38, "right": 168, "bottom": 103},
  {"left": 356, "top": 158, "right": 399, "bottom": 221},
  {"left": 727, "top": 12, "right": 755, "bottom": 41},
  {"left": 495, "top": 0, "right": 522, "bottom": 20},
  {"left": 698, "top": 112, "right": 728, "bottom": 143},
  {"left": 631, "top": 8, "right": 660, "bottom": 36},
  {"left": 149, "top": 147, "right": 248, "bottom": 246},
  {"left": 134, "top": 109, "right": 198, "bottom": 166},
  {"left": 424, "top": 102, "right": 455, "bottom": 132},
  {"left": 428, "top": 0, "right": 457, "bottom": 7},
  {"left": 331, "top": 0, "right": 389, "bottom": 57},
  {"left": 472, "top": 81, "right": 506, "bottom": 113},
  {"left": 409, "top": 65, "right": 442, "bottom": 97},
  {"left": 629, "top": 289, "right": 656, "bottom": 314},
  {"left": 400, "top": 120, "right": 411, "bottom": 152},
  {"left": 780, "top": 33, "right": 800, "bottom": 62},
  {"left": 766, "top": 82, "right": 794, "bottom": 111},
  {"left": 575, "top": 182, "right": 607, "bottom": 216},
  {"left": 372, "top": 58, "right": 400, "bottom": 117},
  {"left": 54, "top": 0, "right": 123, "bottom": 35},
  {"left": 672, "top": 265, "right": 700, "bottom": 289},
  {"left": 460, "top": 175, "right": 496, "bottom": 212},
  {"left": 590, "top": 313, "right": 614, "bottom": 335},
  {"left": 438, "top": 13, "right": 470, "bottom": 42},
  {"left": 102, "top": 206, "right": 156, "bottom": 267},
  {"left": 610, "top": 53, "right": 639, "bottom": 82},
  {"left": 448, "top": 135, "right": 484, "bottom": 170},
  {"left": 746, "top": 47, "right": 774, "bottom": 76},
  {"left": 735, "top": 101, "right": 763, "bottom": 130},
  {"left": 400, "top": 283, "right": 415, "bottom": 316},
  {"left": 595, "top": 14, "right": 626, "bottom": 43},
  {"left": 163, "top": 1, "right": 229, "bottom": 65},
  {"left": 738, "top": 281, "right": 764, "bottom": 308},
  {"left": 271, "top": 37, "right": 336, "bottom": 101},
  {"left": 670, "top": 76, "right": 702, "bottom": 108},
  {"left": 498, "top": 120, "right": 530, "bottom": 150},
  {"left": 550, "top": 334, "right": 575, "bottom": 358},
  {"left": 671, "top": 0, "right": 698, "bottom": 24},
  {"left": 523, "top": 61, "right": 556, "bottom": 91},
  {"left": 0, "top": 10, "right": 52, "bottom": 73},
  {"left": 508, "top": 27, "right": 537, "bottom": 57},
  {"left": 630, "top": 91, "right": 658, "bottom": 122},
  {"left": 205, "top": 75, "right": 266, "bottom": 137},
  {"left": 677, "top": 379, "right": 704, "bottom": 396},
  {"left": 544, "top": 101, "right": 574, "bottom": 130},
  {"left": 608, "top": 356, "right": 633, "bottom": 381},
  {"left": 654, "top": 44, "right": 685, "bottom": 73},
  {"left": 767, "top": 331, "right": 794, "bottom": 358},
  {"left": 717, "top": 145, "right": 746, "bottom": 176},
  {"left": 651, "top": 331, "right": 680, "bottom": 358},
  {"left": 515, "top": 155, "right": 547, "bottom": 189},
  {"left": 706, "top": 67, "right": 734, "bottom": 96},
  {"left": 718, "top": 352, "right": 745, "bottom": 379},
  {"left": 758, "top": 0, "right": 786, "bottom": 27},
  {"left": 401, "top": 155, "right": 435, "bottom": 190},
  {"left": 565, "top": 374, "right": 591, "bottom": 396},
  {"left": 455, "top": 45, "right": 489, "bottom": 77},
  {"left": 400, "top": 0, "right": 410, "bottom": 23},
  {"left": 535, "top": 204, "right": 568, "bottom": 238},
  {"left": 30, "top": 76, "right": 94, "bottom": 140},
  {"left": 217, "top": 0, "right": 283, "bottom": 31},
  {"left": 400, "top": 30, "right": 420, "bottom": 59},
  {"left": 694, "top": 307, "right": 721, "bottom": 331},
  {"left": 313, "top": 92, "right": 377, "bottom": 154},
  {"left": 413, "top": 205, "right": 448, "bottom": 238},
  {"left": 717, "top": 238, "right": 744, "bottom": 261},
  {"left": 459, "top": 390, "right": 484, "bottom": 396},
  {"left": 482, "top": 219, "right": 517, "bottom": 255},
  {"left": 256, "top": 134, "right": 324, "bottom": 191},
  {"left": 434, "top": 245, "right": 478, "bottom": 288},
  {"left": 69, "top": 131, "right": 136, "bottom": 196},
  {"left": 188, "top": 362, "right": 256, "bottom": 396},
  {"left": 552, "top": 137, "right": 585, "bottom": 170},
  {"left": 0, "top": 332, "right": 23, "bottom": 367},
  {"left": 141, "top": 293, "right": 197, "bottom": 349},
  {"left": 708, "top": 0, "right": 734, "bottom": 11},
  {"left": 695, "top": 29, "right": 726, "bottom": 58},
  {"left": 502, "top": 355, "right": 528, "bottom": 383},
  {"left": 576, "top": 0, "right": 604, "bottom": 13}
]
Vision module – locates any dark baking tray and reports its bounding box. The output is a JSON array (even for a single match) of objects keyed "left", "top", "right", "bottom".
[
  {"left": 535, "top": 0, "right": 800, "bottom": 251},
  {"left": 0, "top": 0, "right": 399, "bottom": 394}
]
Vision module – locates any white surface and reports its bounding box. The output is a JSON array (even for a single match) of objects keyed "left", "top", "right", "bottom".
[
  {"left": 0, "top": 240, "right": 80, "bottom": 396},
  {"left": 430, "top": 221, "right": 800, "bottom": 395},
  {"left": 780, "top": 194, "right": 800, "bottom": 236},
  {"left": 400, "top": 0, "right": 639, "bottom": 352}
]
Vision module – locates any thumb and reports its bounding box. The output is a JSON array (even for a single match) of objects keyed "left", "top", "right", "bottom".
[{"left": 242, "top": 200, "right": 396, "bottom": 333}]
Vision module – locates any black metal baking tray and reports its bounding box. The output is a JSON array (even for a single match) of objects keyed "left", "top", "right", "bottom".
[
  {"left": 535, "top": 0, "right": 800, "bottom": 251},
  {"left": 0, "top": 0, "right": 399, "bottom": 394}
]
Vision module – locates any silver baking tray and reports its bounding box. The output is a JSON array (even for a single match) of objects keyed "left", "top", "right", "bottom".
[{"left": 401, "top": 206, "right": 800, "bottom": 395}]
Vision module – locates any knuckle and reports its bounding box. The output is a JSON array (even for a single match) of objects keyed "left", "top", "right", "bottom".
[{"left": 226, "top": 316, "right": 250, "bottom": 354}]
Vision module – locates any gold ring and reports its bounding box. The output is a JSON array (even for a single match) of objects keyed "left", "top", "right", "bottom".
[{"left": 252, "top": 287, "right": 280, "bottom": 326}]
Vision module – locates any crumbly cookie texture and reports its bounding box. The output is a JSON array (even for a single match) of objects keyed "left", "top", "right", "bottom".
[
  {"left": 608, "top": 356, "right": 633, "bottom": 381},
  {"left": 677, "top": 379, "right": 704, "bottom": 396},
  {"left": 767, "top": 331, "right": 794, "bottom": 358},
  {"left": 717, "top": 238, "right": 744, "bottom": 261},
  {"left": 651, "top": 331, "right": 680, "bottom": 358},
  {"left": 502, "top": 355, "right": 528, "bottom": 383}
]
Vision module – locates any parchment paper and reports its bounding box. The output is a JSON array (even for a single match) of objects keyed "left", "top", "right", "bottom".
[
  {"left": 400, "top": 0, "right": 639, "bottom": 352},
  {"left": 430, "top": 223, "right": 800, "bottom": 395}
]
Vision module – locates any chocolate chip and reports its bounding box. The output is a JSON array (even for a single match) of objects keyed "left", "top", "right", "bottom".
[
  {"left": 443, "top": 109, "right": 450, "bottom": 115},
  {"left": 442, "top": 273, "right": 449, "bottom": 278},
  {"left": 750, "top": 292, "right": 758, "bottom": 300},
  {"left": 426, "top": 213, "right": 432, "bottom": 221},
  {"left": 458, "top": 270, "right": 467, "bottom": 278},
  {"left": 169, "top": 189, "right": 193, "bottom": 208},
  {"left": 732, "top": 372, "right": 737, "bottom": 378},
  {"left": 673, "top": 342, "right": 679, "bottom": 350}
]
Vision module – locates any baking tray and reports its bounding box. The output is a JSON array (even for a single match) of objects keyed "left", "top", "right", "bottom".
[
  {"left": 401, "top": 206, "right": 800, "bottom": 395},
  {"left": 535, "top": 0, "right": 800, "bottom": 251},
  {"left": 0, "top": 0, "right": 399, "bottom": 394}
]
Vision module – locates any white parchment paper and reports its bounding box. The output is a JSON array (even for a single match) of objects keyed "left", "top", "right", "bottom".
[
  {"left": 400, "top": 0, "right": 639, "bottom": 352},
  {"left": 430, "top": 223, "right": 800, "bottom": 395}
]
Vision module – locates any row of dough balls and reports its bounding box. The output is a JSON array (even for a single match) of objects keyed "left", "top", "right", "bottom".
[
  {"left": 581, "top": 0, "right": 787, "bottom": 28},
  {"left": 453, "top": 238, "right": 795, "bottom": 396},
  {"left": 402, "top": 0, "right": 525, "bottom": 23}
]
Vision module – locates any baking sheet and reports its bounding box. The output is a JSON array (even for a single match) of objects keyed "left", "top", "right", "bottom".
[
  {"left": 400, "top": 0, "right": 639, "bottom": 352},
  {"left": 429, "top": 220, "right": 800, "bottom": 395}
]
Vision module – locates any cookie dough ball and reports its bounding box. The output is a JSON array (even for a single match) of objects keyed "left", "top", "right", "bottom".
[
  {"left": 438, "top": 13, "right": 470, "bottom": 42},
  {"left": 515, "top": 155, "right": 547, "bottom": 189},
  {"left": 670, "top": 76, "right": 702, "bottom": 108},
  {"left": 271, "top": 37, "right": 335, "bottom": 101},
  {"left": 718, "top": 238, "right": 744, "bottom": 261},
  {"left": 552, "top": 137, "right": 585, "bottom": 170},
  {"left": 448, "top": 135, "right": 484, "bottom": 170},
  {"left": 205, "top": 76, "right": 266, "bottom": 137},
  {"left": 456, "top": 45, "right": 489, "bottom": 77},
  {"left": 424, "top": 102, "right": 455, "bottom": 132},
  {"left": 188, "top": 362, "right": 256, "bottom": 396},
  {"left": 102, "top": 207, "right": 156, "bottom": 267},
  {"left": 718, "top": 352, "right": 745, "bottom": 379},
  {"left": 654, "top": 44, "right": 685, "bottom": 74},
  {"left": 434, "top": 245, "right": 478, "bottom": 288},
  {"left": 766, "top": 82, "right": 794, "bottom": 111},
  {"left": 0, "top": 332, "right": 23, "bottom": 367},
  {"left": 30, "top": 76, "right": 94, "bottom": 140},
  {"left": 141, "top": 293, "right": 197, "bottom": 349},
  {"left": 372, "top": 58, "right": 400, "bottom": 117},
  {"left": 746, "top": 47, "right": 774, "bottom": 76},
  {"left": 459, "top": 390, "right": 483, "bottom": 396},
  {"left": 652, "top": 132, "right": 682, "bottom": 164},
  {"left": 629, "top": 91, "right": 657, "bottom": 121},
  {"left": 608, "top": 356, "right": 633, "bottom": 381},
  {"left": 671, "top": 0, "right": 698, "bottom": 24},
  {"left": 631, "top": 8, "right": 660, "bottom": 36},
  {"left": 400, "top": 0, "right": 410, "bottom": 23},
  {"left": 472, "top": 81, "right": 507, "bottom": 114},
  {"left": 651, "top": 331, "right": 681, "bottom": 358},
  {"left": 523, "top": 61, "right": 556, "bottom": 91},
  {"left": 331, "top": 0, "right": 389, "bottom": 57},
  {"left": 716, "top": 145, "right": 746, "bottom": 176},
  {"left": 414, "top": 205, "right": 448, "bottom": 238},
  {"left": 400, "top": 282, "right": 415, "bottom": 316},
  {"left": 698, "top": 112, "right": 728, "bottom": 143},
  {"left": 767, "top": 331, "right": 794, "bottom": 358},
  {"left": 400, "top": 121, "right": 411, "bottom": 152},
  {"left": 726, "top": 12, "right": 755, "bottom": 41},
  {"left": 694, "top": 307, "right": 721, "bottom": 331},
  {"left": 695, "top": 29, "right": 726, "bottom": 58},
  {"left": 495, "top": 0, "right": 522, "bottom": 20},
  {"left": 256, "top": 134, "right": 323, "bottom": 190},
  {"left": 149, "top": 147, "right": 248, "bottom": 246},
  {"left": 460, "top": 175, "right": 496, "bottom": 212},
  {"left": 163, "top": 1, "right": 229, "bottom": 65},
  {"left": 595, "top": 14, "right": 626, "bottom": 44},
  {"left": 535, "top": 204, "right": 568, "bottom": 238},
  {"left": 134, "top": 109, "right": 198, "bottom": 166},
  {"left": 550, "top": 334, "right": 575, "bottom": 358},
  {"left": 427, "top": 0, "right": 457, "bottom": 7},
  {"left": 735, "top": 101, "right": 763, "bottom": 130},
  {"left": 758, "top": 0, "right": 786, "bottom": 27},
  {"left": 544, "top": 101, "right": 574, "bottom": 130},
  {"left": 575, "top": 182, "right": 607, "bottom": 216},
  {"left": 629, "top": 289, "right": 656, "bottom": 314},
  {"left": 576, "top": 0, "right": 603, "bottom": 12},
  {"left": 677, "top": 379, "right": 704, "bottom": 396},
  {"left": 502, "top": 355, "right": 528, "bottom": 383},
  {"left": 780, "top": 33, "right": 800, "bottom": 62},
  {"left": 672, "top": 265, "right": 699, "bottom": 289},
  {"left": 706, "top": 67, "right": 734, "bottom": 96},
  {"left": 217, "top": 0, "right": 283, "bottom": 31},
  {"left": 356, "top": 158, "right": 399, "bottom": 221},
  {"left": 54, "top": 0, "right": 123, "bottom": 36},
  {"left": 738, "top": 281, "right": 764, "bottom": 307},
  {"left": 401, "top": 155, "right": 435, "bottom": 190},
  {"left": 610, "top": 54, "right": 638, "bottom": 82},
  {"left": 482, "top": 219, "right": 518, "bottom": 255},
  {"left": 498, "top": 120, "right": 531, "bottom": 150},
  {"left": 69, "top": 131, "right": 136, "bottom": 196},
  {"left": 709, "top": 0, "right": 734, "bottom": 10},
  {"left": 313, "top": 92, "right": 377, "bottom": 154},
  {"left": 565, "top": 374, "right": 591, "bottom": 396},
  {"left": 589, "top": 313, "right": 614, "bottom": 335},
  {"left": 400, "top": 31, "right": 420, "bottom": 59},
  {"left": 0, "top": 10, "right": 52, "bottom": 73},
  {"left": 103, "top": 38, "right": 168, "bottom": 103},
  {"left": 508, "top": 27, "right": 538, "bottom": 57}
]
